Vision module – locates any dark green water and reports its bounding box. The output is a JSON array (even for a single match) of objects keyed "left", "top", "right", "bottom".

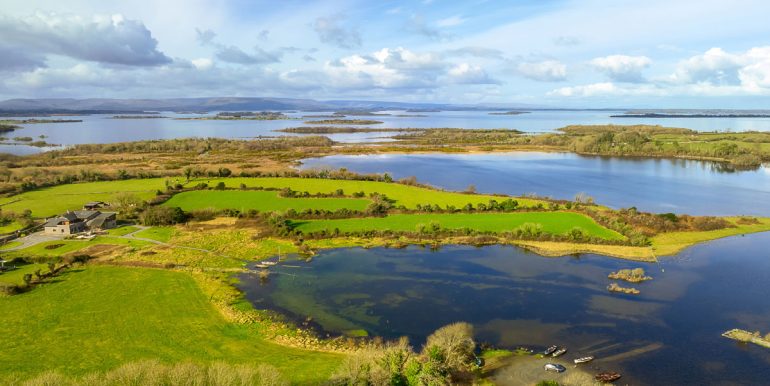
[{"left": 239, "top": 233, "right": 770, "bottom": 385}]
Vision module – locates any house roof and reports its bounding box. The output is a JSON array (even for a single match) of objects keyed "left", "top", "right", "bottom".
[
  {"left": 87, "top": 212, "right": 116, "bottom": 229},
  {"left": 44, "top": 210, "right": 112, "bottom": 228}
]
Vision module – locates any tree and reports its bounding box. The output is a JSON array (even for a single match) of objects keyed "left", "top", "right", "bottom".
[
  {"left": 22, "top": 273, "right": 32, "bottom": 286},
  {"left": 141, "top": 206, "right": 188, "bottom": 226},
  {"left": 183, "top": 167, "right": 193, "bottom": 182},
  {"left": 464, "top": 184, "right": 477, "bottom": 194},
  {"left": 423, "top": 322, "right": 475, "bottom": 374}
]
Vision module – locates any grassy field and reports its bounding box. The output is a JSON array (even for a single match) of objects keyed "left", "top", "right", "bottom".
[
  {"left": 204, "top": 177, "right": 546, "bottom": 209},
  {"left": 105, "top": 225, "right": 140, "bottom": 236},
  {"left": 0, "top": 221, "right": 24, "bottom": 234},
  {"left": 0, "top": 263, "right": 47, "bottom": 285},
  {"left": 0, "top": 266, "right": 341, "bottom": 382},
  {"left": 163, "top": 190, "right": 371, "bottom": 212},
  {"left": 652, "top": 217, "right": 770, "bottom": 256},
  {"left": 292, "top": 212, "right": 624, "bottom": 240},
  {"left": 0, "top": 177, "right": 544, "bottom": 218},
  {"left": 0, "top": 237, "right": 153, "bottom": 259},
  {"left": 133, "top": 226, "right": 176, "bottom": 243},
  {"left": 0, "top": 179, "right": 178, "bottom": 218},
  {"left": 0, "top": 240, "right": 22, "bottom": 250}
]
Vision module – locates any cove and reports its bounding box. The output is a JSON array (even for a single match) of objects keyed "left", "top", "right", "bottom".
[{"left": 238, "top": 232, "right": 770, "bottom": 385}]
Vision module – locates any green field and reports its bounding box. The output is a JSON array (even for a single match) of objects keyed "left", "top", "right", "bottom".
[
  {"left": 163, "top": 190, "right": 371, "bottom": 212},
  {"left": 0, "top": 263, "right": 47, "bottom": 285},
  {"left": 0, "top": 179, "right": 176, "bottom": 218},
  {"left": 0, "top": 266, "right": 341, "bottom": 382},
  {"left": 0, "top": 221, "right": 24, "bottom": 234},
  {"left": 292, "top": 212, "right": 624, "bottom": 240},
  {"left": 133, "top": 226, "right": 176, "bottom": 243},
  {"left": 205, "top": 177, "right": 545, "bottom": 209},
  {"left": 0, "top": 237, "right": 153, "bottom": 259},
  {"left": 0, "top": 177, "right": 543, "bottom": 218}
]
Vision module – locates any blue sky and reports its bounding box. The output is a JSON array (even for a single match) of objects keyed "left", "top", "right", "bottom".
[{"left": 2, "top": 0, "right": 770, "bottom": 107}]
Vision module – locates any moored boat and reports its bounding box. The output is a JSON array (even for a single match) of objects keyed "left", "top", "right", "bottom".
[
  {"left": 595, "top": 371, "right": 622, "bottom": 383},
  {"left": 552, "top": 348, "right": 567, "bottom": 357},
  {"left": 543, "top": 345, "right": 558, "bottom": 355},
  {"left": 574, "top": 356, "right": 594, "bottom": 364},
  {"left": 544, "top": 363, "right": 566, "bottom": 373}
]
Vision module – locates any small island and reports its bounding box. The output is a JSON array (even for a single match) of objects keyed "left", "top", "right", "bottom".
[
  {"left": 303, "top": 119, "right": 384, "bottom": 125},
  {"left": 608, "top": 268, "right": 652, "bottom": 283},
  {"left": 112, "top": 115, "right": 168, "bottom": 119},
  {"left": 488, "top": 111, "right": 530, "bottom": 115},
  {"left": 276, "top": 127, "right": 422, "bottom": 134},
  {"left": 607, "top": 283, "right": 640, "bottom": 294},
  {"left": 722, "top": 329, "right": 770, "bottom": 349},
  {"left": 176, "top": 111, "right": 294, "bottom": 121}
]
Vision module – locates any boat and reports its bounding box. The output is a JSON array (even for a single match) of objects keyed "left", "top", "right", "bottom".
[
  {"left": 261, "top": 261, "right": 278, "bottom": 266},
  {"left": 254, "top": 263, "right": 270, "bottom": 269},
  {"left": 552, "top": 348, "right": 567, "bottom": 357},
  {"left": 543, "top": 345, "right": 558, "bottom": 355},
  {"left": 595, "top": 371, "right": 622, "bottom": 383},
  {"left": 544, "top": 363, "right": 566, "bottom": 373},
  {"left": 574, "top": 356, "right": 594, "bottom": 364}
]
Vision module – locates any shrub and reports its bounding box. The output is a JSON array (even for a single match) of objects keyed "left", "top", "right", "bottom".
[{"left": 141, "top": 206, "right": 188, "bottom": 226}]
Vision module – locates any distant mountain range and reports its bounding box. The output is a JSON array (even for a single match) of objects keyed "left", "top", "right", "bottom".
[{"left": 0, "top": 97, "right": 546, "bottom": 114}]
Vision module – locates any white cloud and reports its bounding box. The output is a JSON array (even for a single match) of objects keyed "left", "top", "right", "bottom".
[
  {"left": 590, "top": 55, "right": 651, "bottom": 83},
  {"left": 0, "top": 12, "right": 171, "bottom": 66},
  {"left": 436, "top": 15, "right": 466, "bottom": 27},
  {"left": 667, "top": 47, "right": 742, "bottom": 85},
  {"left": 447, "top": 63, "right": 498, "bottom": 84},
  {"left": 313, "top": 15, "right": 361, "bottom": 49},
  {"left": 517, "top": 60, "right": 567, "bottom": 82},
  {"left": 191, "top": 58, "right": 213, "bottom": 70}
]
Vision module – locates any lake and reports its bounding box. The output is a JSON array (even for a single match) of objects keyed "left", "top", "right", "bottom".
[
  {"left": 5, "top": 109, "right": 770, "bottom": 155},
  {"left": 300, "top": 152, "right": 770, "bottom": 216},
  {"left": 238, "top": 232, "right": 770, "bottom": 385}
]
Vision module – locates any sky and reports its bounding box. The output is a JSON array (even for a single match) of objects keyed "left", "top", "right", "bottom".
[{"left": 1, "top": 0, "right": 770, "bottom": 108}]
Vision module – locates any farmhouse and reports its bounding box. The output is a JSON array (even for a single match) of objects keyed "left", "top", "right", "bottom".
[{"left": 43, "top": 210, "right": 117, "bottom": 235}]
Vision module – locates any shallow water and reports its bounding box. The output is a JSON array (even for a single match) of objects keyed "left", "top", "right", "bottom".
[
  {"left": 300, "top": 152, "right": 770, "bottom": 216},
  {"left": 239, "top": 232, "right": 770, "bottom": 385},
  {"left": 5, "top": 109, "right": 770, "bottom": 155}
]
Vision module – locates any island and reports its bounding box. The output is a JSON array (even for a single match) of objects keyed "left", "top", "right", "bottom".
[
  {"left": 722, "top": 329, "right": 770, "bottom": 349},
  {"left": 488, "top": 111, "right": 530, "bottom": 115},
  {"left": 303, "top": 119, "right": 384, "bottom": 125},
  {"left": 175, "top": 111, "right": 294, "bottom": 120}
]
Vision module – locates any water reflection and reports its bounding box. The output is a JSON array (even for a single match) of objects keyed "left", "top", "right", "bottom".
[
  {"left": 239, "top": 233, "right": 770, "bottom": 385},
  {"left": 300, "top": 152, "right": 770, "bottom": 216}
]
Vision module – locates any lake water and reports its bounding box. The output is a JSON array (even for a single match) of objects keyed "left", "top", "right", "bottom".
[
  {"left": 300, "top": 152, "right": 770, "bottom": 216},
  {"left": 5, "top": 109, "right": 770, "bottom": 155},
  {"left": 238, "top": 233, "right": 770, "bottom": 385}
]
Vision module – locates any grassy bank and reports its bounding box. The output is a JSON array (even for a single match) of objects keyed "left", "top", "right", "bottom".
[
  {"left": 651, "top": 217, "right": 770, "bottom": 256},
  {"left": 0, "top": 266, "right": 341, "bottom": 383},
  {"left": 291, "top": 212, "right": 624, "bottom": 240}
]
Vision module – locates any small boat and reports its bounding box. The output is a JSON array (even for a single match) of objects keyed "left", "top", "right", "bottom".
[
  {"left": 595, "top": 371, "right": 622, "bottom": 383},
  {"left": 543, "top": 345, "right": 558, "bottom": 356},
  {"left": 254, "top": 263, "right": 270, "bottom": 269},
  {"left": 552, "top": 348, "right": 567, "bottom": 357},
  {"left": 261, "top": 261, "right": 278, "bottom": 266},
  {"left": 544, "top": 363, "right": 566, "bottom": 373},
  {"left": 574, "top": 356, "right": 594, "bottom": 364}
]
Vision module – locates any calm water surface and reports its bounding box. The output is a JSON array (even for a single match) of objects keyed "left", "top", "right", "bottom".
[
  {"left": 300, "top": 152, "right": 770, "bottom": 216},
  {"left": 5, "top": 110, "right": 770, "bottom": 155},
  {"left": 239, "top": 233, "right": 770, "bottom": 385}
]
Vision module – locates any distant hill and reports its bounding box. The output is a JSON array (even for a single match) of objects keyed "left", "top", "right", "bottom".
[{"left": 0, "top": 97, "right": 540, "bottom": 114}]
